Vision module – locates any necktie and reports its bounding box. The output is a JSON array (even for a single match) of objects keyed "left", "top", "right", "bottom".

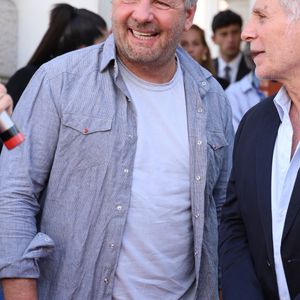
[{"left": 224, "top": 65, "right": 231, "bottom": 83}]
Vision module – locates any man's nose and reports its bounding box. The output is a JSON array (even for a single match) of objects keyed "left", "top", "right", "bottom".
[
  {"left": 131, "top": 0, "right": 154, "bottom": 23},
  {"left": 241, "top": 18, "right": 257, "bottom": 42}
]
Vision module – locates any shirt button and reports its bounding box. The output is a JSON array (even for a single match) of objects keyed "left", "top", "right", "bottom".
[
  {"left": 197, "top": 140, "right": 202, "bottom": 145},
  {"left": 123, "top": 168, "right": 129, "bottom": 173},
  {"left": 83, "top": 128, "right": 89, "bottom": 134},
  {"left": 195, "top": 175, "right": 201, "bottom": 181},
  {"left": 109, "top": 243, "right": 115, "bottom": 249},
  {"left": 44, "top": 236, "right": 51, "bottom": 242},
  {"left": 201, "top": 81, "right": 207, "bottom": 86},
  {"left": 116, "top": 205, "right": 123, "bottom": 211},
  {"left": 194, "top": 213, "right": 200, "bottom": 218},
  {"left": 104, "top": 278, "right": 109, "bottom": 284},
  {"left": 197, "top": 107, "right": 204, "bottom": 113},
  {"left": 128, "top": 134, "right": 133, "bottom": 139},
  {"left": 194, "top": 250, "right": 199, "bottom": 256}
]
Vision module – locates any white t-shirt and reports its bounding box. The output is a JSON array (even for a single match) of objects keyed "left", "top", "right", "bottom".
[{"left": 112, "top": 59, "right": 196, "bottom": 300}]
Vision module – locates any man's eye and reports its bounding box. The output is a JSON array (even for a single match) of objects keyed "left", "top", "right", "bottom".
[
  {"left": 122, "top": 0, "right": 137, "bottom": 4},
  {"left": 181, "top": 41, "right": 188, "bottom": 47},
  {"left": 154, "top": 1, "right": 172, "bottom": 9},
  {"left": 255, "top": 12, "right": 267, "bottom": 21}
]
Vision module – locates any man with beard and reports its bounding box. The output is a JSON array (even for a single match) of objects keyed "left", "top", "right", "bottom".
[{"left": 0, "top": 0, "right": 233, "bottom": 299}]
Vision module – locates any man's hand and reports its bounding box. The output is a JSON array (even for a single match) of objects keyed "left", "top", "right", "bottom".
[
  {"left": 2, "top": 278, "right": 38, "bottom": 300},
  {"left": 0, "top": 84, "right": 13, "bottom": 116}
]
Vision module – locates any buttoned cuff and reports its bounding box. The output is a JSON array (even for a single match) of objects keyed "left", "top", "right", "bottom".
[{"left": 0, "top": 232, "right": 54, "bottom": 278}]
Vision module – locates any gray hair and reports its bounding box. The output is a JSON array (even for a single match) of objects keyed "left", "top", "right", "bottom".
[
  {"left": 279, "top": 0, "right": 300, "bottom": 21},
  {"left": 184, "top": 0, "right": 197, "bottom": 9}
]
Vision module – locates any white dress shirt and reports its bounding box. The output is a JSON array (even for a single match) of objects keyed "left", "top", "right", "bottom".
[
  {"left": 217, "top": 52, "right": 242, "bottom": 84},
  {"left": 272, "top": 87, "right": 300, "bottom": 300}
]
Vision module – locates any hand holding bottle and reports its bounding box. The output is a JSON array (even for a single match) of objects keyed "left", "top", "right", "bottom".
[{"left": 0, "top": 84, "right": 25, "bottom": 150}]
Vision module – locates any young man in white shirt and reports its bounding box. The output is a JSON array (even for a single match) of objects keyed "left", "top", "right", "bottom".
[{"left": 212, "top": 10, "right": 251, "bottom": 86}]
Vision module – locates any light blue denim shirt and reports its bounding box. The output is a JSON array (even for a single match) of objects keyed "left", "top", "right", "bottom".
[{"left": 0, "top": 35, "right": 233, "bottom": 300}]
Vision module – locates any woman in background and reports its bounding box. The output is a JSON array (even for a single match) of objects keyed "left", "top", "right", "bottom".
[
  {"left": 6, "top": 3, "right": 108, "bottom": 107},
  {"left": 181, "top": 24, "right": 229, "bottom": 89}
]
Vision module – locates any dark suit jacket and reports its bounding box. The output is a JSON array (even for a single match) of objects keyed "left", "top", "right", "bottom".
[
  {"left": 219, "top": 96, "right": 300, "bottom": 300},
  {"left": 213, "top": 54, "right": 251, "bottom": 86}
]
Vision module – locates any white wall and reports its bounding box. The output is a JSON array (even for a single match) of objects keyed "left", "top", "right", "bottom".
[
  {"left": 99, "top": 0, "right": 111, "bottom": 29},
  {"left": 0, "top": 0, "right": 17, "bottom": 81},
  {"left": 11, "top": 0, "right": 99, "bottom": 68}
]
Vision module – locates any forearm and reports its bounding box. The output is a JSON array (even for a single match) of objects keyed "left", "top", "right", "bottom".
[{"left": 2, "top": 278, "right": 38, "bottom": 300}]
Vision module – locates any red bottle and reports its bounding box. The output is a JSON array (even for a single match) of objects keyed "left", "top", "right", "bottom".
[{"left": 0, "top": 111, "right": 25, "bottom": 150}]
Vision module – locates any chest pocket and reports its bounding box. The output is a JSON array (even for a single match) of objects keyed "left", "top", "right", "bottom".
[
  {"left": 57, "top": 113, "right": 113, "bottom": 171},
  {"left": 207, "top": 131, "right": 229, "bottom": 186},
  {"left": 63, "top": 113, "right": 112, "bottom": 134}
]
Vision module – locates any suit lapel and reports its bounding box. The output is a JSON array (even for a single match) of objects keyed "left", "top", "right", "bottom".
[
  {"left": 282, "top": 170, "right": 300, "bottom": 241},
  {"left": 256, "top": 100, "right": 281, "bottom": 262}
]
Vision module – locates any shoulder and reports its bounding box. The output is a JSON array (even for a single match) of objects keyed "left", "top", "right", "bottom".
[
  {"left": 244, "top": 95, "right": 276, "bottom": 120},
  {"left": 41, "top": 43, "right": 105, "bottom": 81},
  {"left": 236, "top": 95, "right": 277, "bottom": 138},
  {"left": 176, "top": 47, "right": 225, "bottom": 95},
  {"left": 176, "top": 47, "right": 232, "bottom": 129}
]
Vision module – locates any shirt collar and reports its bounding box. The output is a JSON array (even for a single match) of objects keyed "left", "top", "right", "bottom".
[
  {"left": 273, "top": 86, "right": 291, "bottom": 122},
  {"left": 218, "top": 52, "right": 242, "bottom": 71},
  {"left": 100, "top": 34, "right": 118, "bottom": 73}
]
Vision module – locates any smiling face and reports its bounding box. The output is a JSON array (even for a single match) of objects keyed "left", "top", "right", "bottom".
[
  {"left": 111, "top": 0, "right": 196, "bottom": 79},
  {"left": 242, "top": 0, "right": 300, "bottom": 83}
]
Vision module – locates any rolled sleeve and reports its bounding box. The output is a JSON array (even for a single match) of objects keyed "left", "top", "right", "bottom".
[
  {"left": 0, "top": 233, "right": 54, "bottom": 278},
  {"left": 0, "top": 66, "right": 60, "bottom": 278}
]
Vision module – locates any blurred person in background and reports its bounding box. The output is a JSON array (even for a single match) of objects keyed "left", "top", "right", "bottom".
[
  {"left": 180, "top": 24, "right": 229, "bottom": 89},
  {"left": 6, "top": 3, "right": 108, "bottom": 107},
  {"left": 212, "top": 10, "right": 251, "bottom": 87}
]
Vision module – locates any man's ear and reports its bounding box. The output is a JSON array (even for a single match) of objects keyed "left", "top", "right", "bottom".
[{"left": 184, "top": 4, "right": 197, "bottom": 31}]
